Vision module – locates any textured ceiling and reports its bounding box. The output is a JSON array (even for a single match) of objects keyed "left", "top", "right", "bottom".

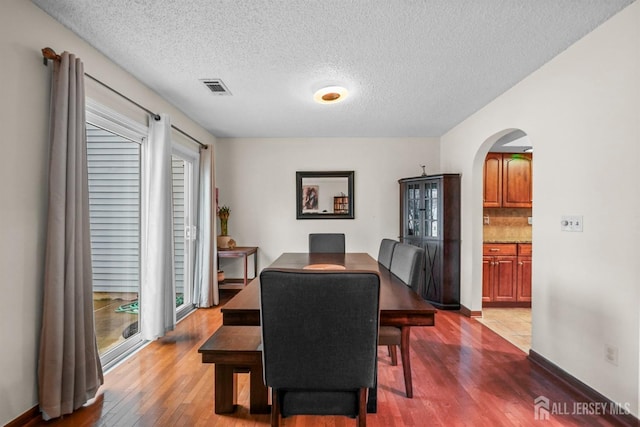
[{"left": 33, "top": 0, "right": 634, "bottom": 138}]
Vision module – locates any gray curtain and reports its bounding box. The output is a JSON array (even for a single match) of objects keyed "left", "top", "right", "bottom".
[{"left": 38, "top": 51, "right": 103, "bottom": 420}]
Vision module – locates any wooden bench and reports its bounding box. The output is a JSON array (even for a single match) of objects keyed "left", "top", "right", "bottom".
[{"left": 198, "top": 325, "right": 269, "bottom": 414}]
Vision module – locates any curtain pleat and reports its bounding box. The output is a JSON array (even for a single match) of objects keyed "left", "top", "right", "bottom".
[
  {"left": 194, "top": 146, "right": 218, "bottom": 307},
  {"left": 141, "top": 114, "right": 176, "bottom": 340},
  {"left": 38, "top": 52, "right": 104, "bottom": 420}
]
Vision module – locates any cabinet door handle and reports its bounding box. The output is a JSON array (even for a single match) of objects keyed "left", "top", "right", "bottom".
[
  {"left": 518, "top": 262, "right": 523, "bottom": 265},
  {"left": 489, "top": 248, "right": 500, "bottom": 252}
]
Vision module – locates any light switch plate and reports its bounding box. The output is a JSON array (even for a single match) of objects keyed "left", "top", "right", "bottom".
[{"left": 561, "top": 215, "right": 583, "bottom": 232}]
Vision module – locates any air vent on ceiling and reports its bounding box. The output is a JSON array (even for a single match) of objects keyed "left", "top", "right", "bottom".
[{"left": 201, "top": 79, "right": 231, "bottom": 95}]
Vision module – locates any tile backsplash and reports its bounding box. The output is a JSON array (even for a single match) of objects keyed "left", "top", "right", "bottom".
[{"left": 483, "top": 208, "right": 532, "bottom": 242}]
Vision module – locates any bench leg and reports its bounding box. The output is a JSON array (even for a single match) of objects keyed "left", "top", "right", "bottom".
[
  {"left": 214, "top": 365, "right": 236, "bottom": 414},
  {"left": 249, "top": 364, "right": 270, "bottom": 413}
]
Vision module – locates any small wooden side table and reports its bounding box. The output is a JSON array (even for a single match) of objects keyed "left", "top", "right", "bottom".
[{"left": 218, "top": 246, "right": 258, "bottom": 290}]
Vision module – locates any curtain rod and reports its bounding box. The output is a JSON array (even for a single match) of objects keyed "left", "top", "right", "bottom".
[{"left": 42, "top": 47, "right": 208, "bottom": 150}]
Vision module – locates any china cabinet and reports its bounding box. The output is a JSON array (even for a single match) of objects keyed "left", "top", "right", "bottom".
[{"left": 399, "top": 174, "right": 461, "bottom": 309}]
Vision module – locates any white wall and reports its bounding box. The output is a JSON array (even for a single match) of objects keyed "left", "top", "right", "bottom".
[
  {"left": 0, "top": 1, "right": 216, "bottom": 424},
  {"left": 441, "top": 1, "right": 639, "bottom": 416},
  {"left": 214, "top": 137, "right": 439, "bottom": 274}
]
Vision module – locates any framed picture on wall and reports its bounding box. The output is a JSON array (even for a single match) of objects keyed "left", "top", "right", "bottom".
[{"left": 296, "top": 171, "right": 354, "bottom": 219}]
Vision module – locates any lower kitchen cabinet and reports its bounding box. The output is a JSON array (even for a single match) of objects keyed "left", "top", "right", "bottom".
[
  {"left": 516, "top": 243, "right": 532, "bottom": 302},
  {"left": 483, "top": 243, "right": 531, "bottom": 306}
]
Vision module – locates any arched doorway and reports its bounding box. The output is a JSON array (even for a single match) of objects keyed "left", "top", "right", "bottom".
[{"left": 474, "top": 129, "right": 533, "bottom": 353}]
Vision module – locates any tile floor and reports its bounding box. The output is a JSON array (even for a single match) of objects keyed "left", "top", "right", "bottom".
[{"left": 475, "top": 307, "right": 531, "bottom": 353}]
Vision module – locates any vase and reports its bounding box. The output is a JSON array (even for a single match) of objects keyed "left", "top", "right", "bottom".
[{"left": 217, "top": 235, "right": 232, "bottom": 249}]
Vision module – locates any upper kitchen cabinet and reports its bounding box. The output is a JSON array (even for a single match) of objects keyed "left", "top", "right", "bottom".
[
  {"left": 502, "top": 153, "right": 533, "bottom": 207},
  {"left": 483, "top": 153, "right": 503, "bottom": 207},
  {"left": 483, "top": 153, "right": 533, "bottom": 208}
]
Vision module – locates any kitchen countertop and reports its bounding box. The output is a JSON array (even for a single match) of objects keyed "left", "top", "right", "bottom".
[{"left": 483, "top": 240, "right": 532, "bottom": 244}]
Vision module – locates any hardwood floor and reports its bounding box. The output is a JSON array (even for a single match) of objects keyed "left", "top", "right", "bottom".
[{"left": 27, "top": 292, "right": 625, "bottom": 427}]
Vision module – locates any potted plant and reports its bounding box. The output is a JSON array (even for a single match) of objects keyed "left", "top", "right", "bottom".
[{"left": 217, "top": 205, "right": 233, "bottom": 248}]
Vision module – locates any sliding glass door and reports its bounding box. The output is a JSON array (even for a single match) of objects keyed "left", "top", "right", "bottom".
[
  {"left": 86, "top": 100, "right": 201, "bottom": 368},
  {"left": 86, "top": 122, "right": 144, "bottom": 367},
  {"left": 172, "top": 144, "right": 199, "bottom": 319}
]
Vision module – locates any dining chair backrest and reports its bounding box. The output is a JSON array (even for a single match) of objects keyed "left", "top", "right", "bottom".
[
  {"left": 308, "top": 233, "right": 346, "bottom": 253},
  {"left": 259, "top": 269, "right": 380, "bottom": 419},
  {"left": 377, "top": 238, "right": 398, "bottom": 270},
  {"left": 389, "top": 243, "right": 425, "bottom": 292}
]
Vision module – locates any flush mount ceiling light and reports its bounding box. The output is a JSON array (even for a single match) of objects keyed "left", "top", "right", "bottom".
[{"left": 313, "top": 86, "right": 348, "bottom": 104}]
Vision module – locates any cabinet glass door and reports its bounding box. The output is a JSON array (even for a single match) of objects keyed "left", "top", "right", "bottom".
[
  {"left": 422, "top": 181, "right": 439, "bottom": 238},
  {"left": 406, "top": 183, "right": 421, "bottom": 236}
]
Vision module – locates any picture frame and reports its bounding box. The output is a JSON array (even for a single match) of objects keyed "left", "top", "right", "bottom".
[{"left": 296, "top": 171, "right": 354, "bottom": 219}]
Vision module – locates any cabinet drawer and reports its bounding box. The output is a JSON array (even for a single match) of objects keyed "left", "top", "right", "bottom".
[
  {"left": 483, "top": 243, "right": 517, "bottom": 256},
  {"left": 518, "top": 243, "right": 532, "bottom": 256}
]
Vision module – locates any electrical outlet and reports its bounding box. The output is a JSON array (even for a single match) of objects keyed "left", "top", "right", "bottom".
[
  {"left": 605, "top": 344, "right": 619, "bottom": 366},
  {"left": 561, "top": 215, "right": 583, "bottom": 232},
  {"left": 483, "top": 216, "right": 490, "bottom": 225},
  {"left": 527, "top": 216, "right": 533, "bottom": 225}
]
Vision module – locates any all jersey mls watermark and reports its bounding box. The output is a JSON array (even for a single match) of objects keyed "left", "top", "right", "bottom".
[{"left": 534, "top": 396, "right": 631, "bottom": 420}]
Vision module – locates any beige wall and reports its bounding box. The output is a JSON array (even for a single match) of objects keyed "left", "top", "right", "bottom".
[
  {"left": 0, "top": 1, "right": 215, "bottom": 424},
  {"left": 214, "top": 137, "right": 439, "bottom": 275},
  {"left": 441, "top": 1, "right": 639, "bottom": 416}
]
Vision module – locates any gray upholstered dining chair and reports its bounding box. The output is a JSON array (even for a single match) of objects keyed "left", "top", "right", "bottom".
[
  {"left": 308, "top": 233, "right": 346, "bottom": 253},
  {"left": 259, "top": 269, "right": 380, "bottom": 427},
  {"left": 377, "top": 238, "right": 398, "bottom": 270},
  {"left": 378, "top": 242, "right": 425, "bottom": 398}
]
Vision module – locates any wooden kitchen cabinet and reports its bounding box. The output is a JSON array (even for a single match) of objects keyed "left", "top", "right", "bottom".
[
  {"left": 502, "top": 153, "right": 533, "bottom": 207},
  {"left": 516, "top": 243, "right": 532, "bottom": 302},
  {"left": 482, "top": 256, "right": 492, "bottom": 303},
  {"left": 483, "top": 153, "right": 503, "bottom": 208},
  {"left": 483, "top": 243, "right": 531, "bottom": 306},
  {"left": 482, "top": 244, "right": 517, "bottom": 303},
  {"left": 483, "top": 153, "right": 532, "bottom": 208}
]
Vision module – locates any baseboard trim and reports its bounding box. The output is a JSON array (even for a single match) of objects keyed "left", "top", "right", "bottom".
[
  {"left": 528, "top": 350, "right": 639, "bottom": 426},
  {"left": 459, "top": 304, "right": 482, "bottom": 317},
  {"left": 5, "top": 405, "right": 39, "bottom": 427},
  {"left": 482, "top": 301, "right": 531, "bottom": 308}
]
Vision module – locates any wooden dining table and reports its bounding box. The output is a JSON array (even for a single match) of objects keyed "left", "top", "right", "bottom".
[{"left": 219, "top": 252, "right": 437, "bottom": 413}]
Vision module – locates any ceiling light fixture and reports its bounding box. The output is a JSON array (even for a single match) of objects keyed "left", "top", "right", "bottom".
[{"left": 313, "top": 86, "right": 348, "bottom": 104}]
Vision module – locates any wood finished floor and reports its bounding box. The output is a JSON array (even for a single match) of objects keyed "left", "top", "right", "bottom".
[{"left": 29, "top": 292, "right": 622, "bottom": 427}]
